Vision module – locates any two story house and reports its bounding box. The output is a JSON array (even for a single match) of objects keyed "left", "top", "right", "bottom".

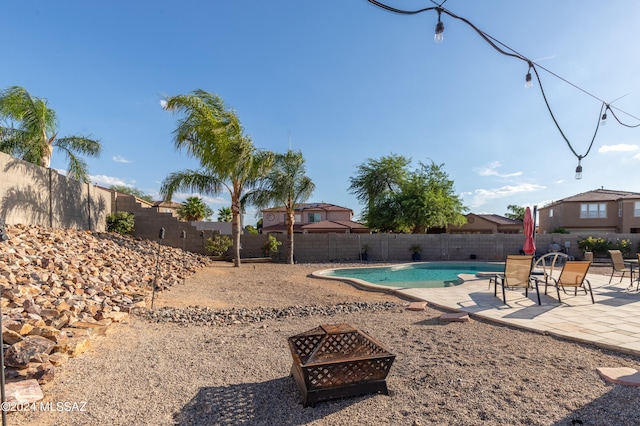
[
  {"left": 261, "top": 203, "right": 370, "bottom": 234},
  {"left": 538, "top": 188, "right": 640, "bottom": 234}
]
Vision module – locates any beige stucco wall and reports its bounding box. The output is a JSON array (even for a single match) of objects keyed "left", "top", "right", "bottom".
[
  {"left": 0, "top": 151, "right": 111, "bottom": 231},
  {"left": 540, "top": 200, "right": 640, "bottom": 234}
]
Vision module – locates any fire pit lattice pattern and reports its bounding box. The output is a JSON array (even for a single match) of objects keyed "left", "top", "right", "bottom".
[{"left": 288, "top": 323, "right": 395, "bottom": 407}]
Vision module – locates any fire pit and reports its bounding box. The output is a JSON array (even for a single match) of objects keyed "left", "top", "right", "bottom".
[{"left": 288, "top": 323, "right": 395, "bottom": 407}]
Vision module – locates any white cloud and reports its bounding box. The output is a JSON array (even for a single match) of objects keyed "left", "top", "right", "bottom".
[
  {"left": 474, "top": 161, "right": 523, "bottom": 178},
  {"left": 89, "top": 174, "right": 132, "bottom": 187},
  {"left": 634, "top": 153, "right": 640, "bottom": 160},
  {"left": 170, "top": 192, "right": 228, "bottom": 206},
  {"left": 160, "top": 99, "right": 168, "bottom": 109},
  {"left": 467, "top": 183, "right": 546, "bottom": 207},
  {"left": 112, "top": 155, "right": 132, "bottom": 163},
  {"left": 598, "top": 144, "right": 639, "bottom": 153}
]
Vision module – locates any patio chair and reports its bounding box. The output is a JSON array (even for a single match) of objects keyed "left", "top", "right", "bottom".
[
  {"left": 492, "top": 255, "right": 540, "bottom": 305},
  {"left": 538, "top": 261, "right": 594, "bottom": 304},
  {"left": 608, "top": 250, "right": 634, "bottom": 285},
  {"left": 531, "top": 252, "right": 569, "bottom": 295}
]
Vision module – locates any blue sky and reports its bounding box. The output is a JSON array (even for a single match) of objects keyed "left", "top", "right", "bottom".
[{"left": 3, "top": 1, "right": 640, "bottom": 225}]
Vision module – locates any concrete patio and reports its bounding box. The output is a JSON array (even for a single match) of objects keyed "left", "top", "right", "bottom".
[{"left": 396, "top": 265, "right": 640, "bottom": 356}]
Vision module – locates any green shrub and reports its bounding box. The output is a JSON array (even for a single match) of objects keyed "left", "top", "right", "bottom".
[
  {"left": 617, "top": 239, "right": 632, "bottom": 257},
  {"left": 106, "top": 212, "right": 135, "bottom": 234},
  {"left": 205, "top": 235, "right": 233, "bottom": 256},
  {"left": 262, "top": 234, "right": 282, "bottom": 258},
  {"left": 578, "top": 236, "right": 632, "bottom": 257},
  {"left": 551, "top": 227, "right": 570, "bottom": 234},
  {"left": 244, "top": 225, "right": 259, "bottom": 234}
]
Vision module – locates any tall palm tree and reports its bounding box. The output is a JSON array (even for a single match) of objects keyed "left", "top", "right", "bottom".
[
  {"left": 249, "top": 150, "right": 315, "bottom": 264},
  {"left": 160, "top": 89, "right": 274, "bottom": 267},
  {"left": 0, "top": 86, "right": 101, "bottom": 182},
  {"left": 217, "top": 207, "right": 232, "bottom": 222}
]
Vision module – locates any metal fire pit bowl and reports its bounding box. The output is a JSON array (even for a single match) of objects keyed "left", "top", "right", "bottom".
[{"left": 288, "top": 323, "right": 395, "bottom": 407}]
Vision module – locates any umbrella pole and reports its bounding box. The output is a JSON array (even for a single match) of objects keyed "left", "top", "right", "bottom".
[{"left": 533, "top": 205, "right": 538, "bottom": 257}]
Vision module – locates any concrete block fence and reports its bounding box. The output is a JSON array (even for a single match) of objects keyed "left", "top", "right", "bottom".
[
  {"left": 2, "top": 151, "right": 638, "bottom": 261},
  {"left": 240, "top": 232, "right": 640, "bottom": 263},
  {"left": 0, "top": 151, "right": 111, "bottom": 231}
]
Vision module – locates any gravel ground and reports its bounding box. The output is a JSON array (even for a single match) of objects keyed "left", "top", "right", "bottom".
[{"left": 8, "top": 262, "right": 640, "bottom": 426}]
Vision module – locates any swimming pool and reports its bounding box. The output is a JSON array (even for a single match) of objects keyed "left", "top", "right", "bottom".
[{"left": 315, "top": 262, "right": 504, "bottom": 289}]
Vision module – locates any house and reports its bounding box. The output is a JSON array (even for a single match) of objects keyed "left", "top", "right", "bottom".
[
  {"left": 261, "top": 203, "right": 370, "bottom": 234},
  {"left": 152, "top": 200, "right": 183, "bottom": 218},
  {"left": 448, "top": 213, "right": 523, "bottom": 234},
  {"left": 538, "top": 188, "right": 640, "bottom": 234}
]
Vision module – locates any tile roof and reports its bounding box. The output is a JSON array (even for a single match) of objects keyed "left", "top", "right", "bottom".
[
  {"left": 473, "top": 214, "right": 522, "bottom": 226},
  {"left": 301, "top": 220, "right": 369, "bottom": 231},
  {"left": 545, "top": 188, "right": 640, "bottom": 206},
  {"left": 262, "top": 203, "right": 353, "bottom": 213},
  {"left": 152, "top": 200, "right": 183, "bottom": 208}
]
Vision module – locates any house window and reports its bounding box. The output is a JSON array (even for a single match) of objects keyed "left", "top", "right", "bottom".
[
  {"left": 580, "top": 203, "right": 606, "bottom": 219},
  {"left": 635, "top": 202, "right": 640, "bottom": 217},
  {"left": 619, "top": 202, "right": 623, "bottom": 217},
  {"left": 295, "top": 214, "right": 301, "bottom": 223},
  {"left": 549, "top": 209, "right": 553, "bottom": 217},
  {"left": 308, "top": 213, "right": 321, "bottom": 223}
]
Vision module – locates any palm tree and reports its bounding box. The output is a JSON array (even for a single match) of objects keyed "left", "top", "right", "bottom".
[
  {"left": 248, "top": 150, "right": 315, "bottom": 264},
  {"left": 0, "top": 86, "right": 101, "bottom": 182},
  {"left": 217, "top": 207, "right": 232, "bottom": 222},
  {"left": 177, "top": 196, "right": 213, "bottom": 221},
  {"left": 160, "top": 89, "right": 274, "bottom": 267}
]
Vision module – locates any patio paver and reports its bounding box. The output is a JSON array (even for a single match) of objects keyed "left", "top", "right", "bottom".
[{"left": 393, "top": 271, "right": 640, "bottom": 356}]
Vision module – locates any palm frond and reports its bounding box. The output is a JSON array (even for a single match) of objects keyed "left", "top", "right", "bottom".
[
  {"left": 159, "top": 169, "right": 225, "bottom": 201},
  {"left": 55, "top": 136, "right": 102, "bottom": 157}
]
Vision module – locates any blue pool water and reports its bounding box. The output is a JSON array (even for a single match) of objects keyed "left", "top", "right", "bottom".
[{"left": 323, "top": 262, "right": 504, "bottom": 288}]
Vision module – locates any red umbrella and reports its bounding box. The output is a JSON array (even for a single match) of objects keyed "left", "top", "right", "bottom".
[{"left": 523, "top": 206, "right": 536, "bottom": 255}]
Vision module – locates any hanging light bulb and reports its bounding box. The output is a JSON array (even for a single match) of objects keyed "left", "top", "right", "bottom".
[
  {"left": 575, "top": 158, "right": 583, "bottom": 180},
  {"left": 434, "top": 10, "right": 444, "bottom": 43},
  {"left": 600, "top": 111, "right": 607, "bottom": 126},
  {"left": 525, "top": 62, "right": 533, "bottom": 88},
  {"left": 525, "top": 72, "right": 532, "bottom": 88}
]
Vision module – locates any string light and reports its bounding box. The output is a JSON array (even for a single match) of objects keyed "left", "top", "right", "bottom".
[
  {"left": 434, "top": 8, "right": 444, "bottom": 43},
  {"left": 525, "top": 63, "right": 533, "bottom": 89},
  {"left": 365, "top": 0, "right": 640, "bottom": 179},
  {"left": 575, "top": 157, "right": 583, "bottom": 180}
]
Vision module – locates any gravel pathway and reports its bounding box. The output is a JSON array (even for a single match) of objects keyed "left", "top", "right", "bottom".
[{"left": 8, "top": 262, "right": 640, "bottom": 426}]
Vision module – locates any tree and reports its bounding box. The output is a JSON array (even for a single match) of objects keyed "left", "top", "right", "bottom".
[
  {"left": 160, "top": 89, "right": 274, "bottom": 267},
  {"left": 348, "top": 154, "right": 410, "bottom": 223},
  {"left": 395, "top": 162, "right": 467, "bottom": 233},
  {"left": 505, "top": 205, "right": 525, "bottom": 221},
  {"left": 217, "top": 206, "right": 232, "bottom": 222},
  {"left": 110, "top": 185, "right": 154, "bottom": 203},
  {"left": 177, "top": 196, "right": 213, "bottom": 221},
  {"left": 248, "top": 150, "right": 315, "bottom": 264},
  {"left": 0, "top": 86, "right": 101, "bottom": 182},
  {"left": 350, "top": 155, "right": 467, "bottom": 233}
]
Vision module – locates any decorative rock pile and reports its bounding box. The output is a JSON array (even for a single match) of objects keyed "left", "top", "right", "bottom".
[
  {"left": 0, "top": 224, "right": 211, "bottom": 387},
  {"left": 136, "top": 302, "right": 402, "bottom": 326}
]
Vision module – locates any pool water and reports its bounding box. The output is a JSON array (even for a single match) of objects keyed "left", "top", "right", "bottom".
[{"left": 323, "top": 262, "right": 504, "bottom": 288}]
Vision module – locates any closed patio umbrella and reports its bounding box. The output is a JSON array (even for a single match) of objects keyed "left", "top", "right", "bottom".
[{"left": 523, "top": 206, "right": 536, "bottom": 255}]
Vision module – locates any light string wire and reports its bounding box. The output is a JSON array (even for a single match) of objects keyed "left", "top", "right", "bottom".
[{"left": 365, "top": 0, "right": 640, "bottom": 163}]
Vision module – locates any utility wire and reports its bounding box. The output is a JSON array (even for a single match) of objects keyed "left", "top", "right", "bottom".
[{"left": 365, "top": 0, "right": 640, "bottom": 162}]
